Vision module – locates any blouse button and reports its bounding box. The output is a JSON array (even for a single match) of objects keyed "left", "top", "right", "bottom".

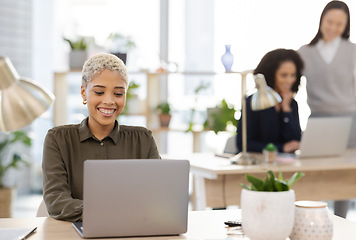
[
  {"left": 100, "top": 142, "right": 104, "bottom": 146},
  {"left": 284, "top": 117, "right": 289, "bottom": 123}
]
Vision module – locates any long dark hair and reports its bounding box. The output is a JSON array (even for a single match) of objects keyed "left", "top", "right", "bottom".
[
  {"left": 253, "top": 49, "right": 304, "bottom": 93},
  {"left": 309, "top": 1, "right": 350, "bottom": 45}
]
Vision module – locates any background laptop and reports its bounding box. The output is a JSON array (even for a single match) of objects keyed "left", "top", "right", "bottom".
[
  {"left": 297, "top": 117, "right": 352, "bottom": 158},
  {"left": 72, "top": 159, "right": 190, "bottom": 238}
]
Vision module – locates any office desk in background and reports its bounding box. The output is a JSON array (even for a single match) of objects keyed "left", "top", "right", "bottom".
[
  {"left": 0, "top": 210, "right": 355, "bottom": 239},
  {"left": 174, "top": 149, "right": 356, "bottom": 210}
]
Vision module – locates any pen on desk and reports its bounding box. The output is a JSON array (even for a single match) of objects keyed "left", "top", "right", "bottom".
[{"left": 19, "top": 227, "right": 37, "bottom": 240}]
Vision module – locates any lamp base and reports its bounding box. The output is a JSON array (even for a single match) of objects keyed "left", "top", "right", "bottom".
[{"left": 230, "top": 152, "right": 257, "bottom": 165}]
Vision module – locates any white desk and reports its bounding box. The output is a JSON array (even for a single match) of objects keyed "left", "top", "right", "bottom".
[
  {"left": 168, "top": 149, "right": 356, "bottom": 210},
  {"left": 0, "top": 210, "right": 355, "bottom": 239}
]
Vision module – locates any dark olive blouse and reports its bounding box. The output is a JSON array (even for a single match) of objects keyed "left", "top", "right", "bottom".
[{"left": 42, "top": 117, "right": 160, "bottom": 222}]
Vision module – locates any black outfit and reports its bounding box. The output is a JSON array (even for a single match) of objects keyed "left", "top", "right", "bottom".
[{"left": 237, "top": 96, "right": 301, "bottom": 153}]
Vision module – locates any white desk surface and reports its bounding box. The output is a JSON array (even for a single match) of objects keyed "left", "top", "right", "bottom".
[{"left": 0, "top": 210, "right": 355, "bottom": 239}]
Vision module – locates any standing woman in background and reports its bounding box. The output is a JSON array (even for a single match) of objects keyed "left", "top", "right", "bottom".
[{"left": 298, "top": 0, "right": 355, "bottom": 218}]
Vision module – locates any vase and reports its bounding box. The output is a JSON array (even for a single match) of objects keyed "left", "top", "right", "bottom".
[
  {"left": 221, "top": 45, "right": 234, "bottom": 72},
  {"left": 241, "top": 189, "right": 295, "bottom": 240},
  {"left": 290, "top": 201, "right": 333, "bottom": 240}
]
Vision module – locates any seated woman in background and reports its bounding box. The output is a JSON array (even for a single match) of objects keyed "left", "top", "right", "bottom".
[
  {"left": 237, "top": 49, "right": 304, "bottom": 153},
  {"left": 42, "top": 53, "right": 160, "bottom": 222}
]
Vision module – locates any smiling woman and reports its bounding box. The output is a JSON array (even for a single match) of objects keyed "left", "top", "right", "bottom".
[
  {"left": 81, "top": 69, "right": 127, "bottom": 140},
  {"left": 42, "top": 53, "right": 161, "bottom": 222}
]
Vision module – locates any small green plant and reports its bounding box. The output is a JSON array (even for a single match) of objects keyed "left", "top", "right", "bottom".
[
  {"left": 241, "top": 170, "right": 304, "bottom": 192},
  {"left": 264, "top": 143, "right": 277, "bottom": 152},
  {"left": 0, "top": 131, "right": 31, "bottom": 188},
  {"left": 156, "top": 102, "right": 171, "bottom": 115},
  {"left": 63, "top": 37, "right": 88, "bottom": 50},
  {"left": 204, "top": 99, "right": 237, "bottom": 134}
]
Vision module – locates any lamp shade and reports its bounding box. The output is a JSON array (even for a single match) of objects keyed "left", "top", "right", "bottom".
[
  {"left": 251, "top": 73, "right": 281, "bottom": 111},
  {"left": 0, "top": 57, "right": 54, "bottom": 131}
]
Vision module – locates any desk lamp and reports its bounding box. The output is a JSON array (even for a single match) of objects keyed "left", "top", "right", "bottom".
[
  {"left": 231, "top": 73, "right": 281, "bottom": 165},
  {"left": 0, "top": 56, "right": 54, "bottom": 131}
]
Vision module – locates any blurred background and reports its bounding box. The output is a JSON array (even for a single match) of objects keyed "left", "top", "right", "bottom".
[{"left": 1, "top": 0, "right": 356, "bottom": 218}]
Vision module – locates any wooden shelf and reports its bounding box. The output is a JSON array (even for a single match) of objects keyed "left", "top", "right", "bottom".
[{"left": 53, "top": 70, "right": 249, "bottom": 153}]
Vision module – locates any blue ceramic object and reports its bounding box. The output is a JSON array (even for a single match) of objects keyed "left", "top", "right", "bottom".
[{"left": 221, "top": 45, "right": 234, "bottom": 72}]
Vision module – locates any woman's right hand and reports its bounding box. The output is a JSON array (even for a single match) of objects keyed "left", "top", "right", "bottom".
[
  {"left": 283, "top": 140, "right": 300, "bottom": 153},
  {"left": 279, "top": 91, "right": 294, "bottom": 112}
]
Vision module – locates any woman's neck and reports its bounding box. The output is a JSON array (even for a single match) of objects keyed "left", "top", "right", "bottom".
[{"left": 88, "top": 119, "right": 115, "bottom": 141}]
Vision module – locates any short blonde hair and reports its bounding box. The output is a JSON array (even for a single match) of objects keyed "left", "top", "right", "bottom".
[{"left": 81, "top": 53, "right": 128, "bottom": 88}]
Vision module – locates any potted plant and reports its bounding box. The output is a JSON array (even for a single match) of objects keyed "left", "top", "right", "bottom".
[
  {"left": 0, "top": 131, "right": 31, "bottom": 217},
  {"left": 240, "top": 170, "right": 304, "bottom": 240},
  {"left": 203, "top": 99, "right": 237, "bottom": 134},
  {"left": 156, "top": 102, "right": 172, "bottom": 127},
  {"left": 263, "top": 143, "right": 277, "bottom": 163},
  {"left": 63, "top": 36, "right": 88, "bottom": 69},
  {"left": 107, "top": 33, "right": 136, "bottom": 64}
]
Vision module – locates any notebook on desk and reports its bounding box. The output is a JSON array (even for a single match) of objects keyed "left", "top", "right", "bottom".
[
  {"left": 297, "top": 117, "right": 352, "bottom": 158},
  {"left": 72, "top": 159, "right": 190, "bottom": 238}
]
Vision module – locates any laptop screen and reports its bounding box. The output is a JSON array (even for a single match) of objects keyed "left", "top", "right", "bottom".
[
  {"left": 75, "top": 159, "right": 190, "bottom": 238},
  {"left": 298, "top": 117, "right": 352, "bottom": 158}
]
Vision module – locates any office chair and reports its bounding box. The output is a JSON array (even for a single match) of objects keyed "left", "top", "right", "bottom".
[
  {"left": 36, "top": 199, "right": 49, "bottom": 217},
  {"left": 223, "top": 136, "right": 238, "bottom": 154}
]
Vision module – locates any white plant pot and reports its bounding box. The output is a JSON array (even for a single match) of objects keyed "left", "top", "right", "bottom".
[{"left": 241, "top": 189, "right": 295, "bottom": 240}]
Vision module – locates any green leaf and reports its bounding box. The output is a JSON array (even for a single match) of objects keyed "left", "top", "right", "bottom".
[
  {"left": 63, "top": 37, "right": 88, "bottom": 50},
  {"left": 246, "top": 174, "right": 264, "bottom": 191},
  {"left": 263, "top": 171, "right": 275, "bottom": 191},
  {"left": 242, "top": 170, "right": 304, "bottom": 192},
  {"left": 240, "top": 183, "right": 250, "bottom": 190},
  {"left": 0, "top": 131, "right": 31, "bottom": 187},
  {"left": 274, "top": 179, "right": 289, "bottom": 191},
  {"left": 286, "top": 172, "right": 305, "bottom": 187},
  {"left": 204, "top": 98, "right": 237, "bottom": 134},
  {"left": 156, "top": 102, "right": 171, "bottom": 114},
  {"left": 278, "top": 169, "right": 284, "bottom": 181},
  {"left": 264, "top": 143, "right": 277, "bottom": 151},
  {"left": 11, "top": 131, "right": 32, "bottom": 146}
]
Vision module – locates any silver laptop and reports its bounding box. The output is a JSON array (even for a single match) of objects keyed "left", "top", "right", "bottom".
[
  {"left": 297, "top": 117, "right": 352, "bottom": 158},
  {"left": 72, "top": 159, "right": 190, "bottom": 238}
]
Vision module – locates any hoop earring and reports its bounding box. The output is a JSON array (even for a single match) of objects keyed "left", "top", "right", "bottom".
[{"left": 83, "top": 100, "right": 87, "bottom": 105}]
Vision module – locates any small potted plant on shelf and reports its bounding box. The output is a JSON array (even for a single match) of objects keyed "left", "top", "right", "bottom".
[
  {"left": 240, "top": 170, "right": 304, "bottom": 240},
  {"left": 156, "top": 102, "right": 172, "bottom": 127},
  {"left": 0, "top": 131, "right": 31, "bottom": 218},
  {"left": 263, "top": 143, "right": 277, "bottom": 163},
  {"left": 107, "top": 33, "right": 136, "bottom": 64},
  {"left": 63, "top": 36, "right": 89, "bottom": 70}
]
